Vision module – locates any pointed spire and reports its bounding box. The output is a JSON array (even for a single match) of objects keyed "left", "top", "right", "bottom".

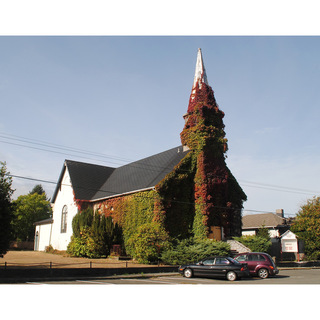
[{"left": 193, "top": 48, "right": 208, "bottom": 88}]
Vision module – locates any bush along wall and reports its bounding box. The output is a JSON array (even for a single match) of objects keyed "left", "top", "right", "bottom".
[
  {"left": 67, "top": 207, "right": 123, "bottom": 258},
  {"left": 96, "top": 191, "right": 170, "bottom": 264}
]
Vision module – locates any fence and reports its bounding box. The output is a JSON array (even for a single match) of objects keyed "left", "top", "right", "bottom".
[
  {"left": 0, "top": 259, "right": 163, "bottom": 270},
  {"left": 0, "top": 260, "right": 177, "bottom": 283}
]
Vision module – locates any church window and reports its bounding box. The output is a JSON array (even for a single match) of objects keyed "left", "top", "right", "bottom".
[{"left": 61, "top": 205, "right": 68, "bottom": 233}]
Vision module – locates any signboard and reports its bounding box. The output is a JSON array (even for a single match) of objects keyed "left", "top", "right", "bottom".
[
  {"left": 282, "top": 239, "right": 298, "bottom": 253},
  {"left": 281, "top": 230, "right": 298, "bottom": 253}
]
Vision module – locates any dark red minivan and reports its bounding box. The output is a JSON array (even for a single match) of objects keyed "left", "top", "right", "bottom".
[{"left": 234, "top": 252, "right": 279, "bottom": 279}]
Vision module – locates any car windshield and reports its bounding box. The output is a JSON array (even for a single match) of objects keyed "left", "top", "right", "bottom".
[{"left": 228, "top": 257, "right": 241, "bottom": 265}]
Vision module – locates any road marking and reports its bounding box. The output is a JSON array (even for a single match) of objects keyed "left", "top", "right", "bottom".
[
  {"left": 75, "top": 280, "right": 114, "bottom": 284},
  {"left": 119, "top": 278, "right": 177, "bottom": 284}
]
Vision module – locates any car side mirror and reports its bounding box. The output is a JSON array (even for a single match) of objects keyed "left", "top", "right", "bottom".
[{"left": 197, "top": 261, "right": 203, "bottom": 265}]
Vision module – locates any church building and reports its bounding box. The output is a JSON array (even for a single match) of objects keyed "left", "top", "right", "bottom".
[{"left": 34, "top": 49, "right": 247, "bottom": 252}]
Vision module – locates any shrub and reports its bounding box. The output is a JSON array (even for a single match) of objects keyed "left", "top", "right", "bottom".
[
  {"left": 161, "top": 238, "right": 231, "bottom": 265},
  {"left": 67, "top": 227, "right": 107, "bottom": 258},
  {"left": 126, "top": 222, "right": 170, "bottom": 264},
  {"left": 68, "top": 208, "right": 123, "bottom": 258},
  {"left": 256, "top": 225, "right": 271, "bottom": 240},
  {"left": 234, "top": 235, "right": 271, "bottom": 253},
  {"left": 72, "top": 207, "right": 94, "bottom": 238}
]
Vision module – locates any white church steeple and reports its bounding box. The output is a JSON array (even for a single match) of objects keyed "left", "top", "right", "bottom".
[{"left": 192, "top": 48, "right": 208, "bottom": 89}]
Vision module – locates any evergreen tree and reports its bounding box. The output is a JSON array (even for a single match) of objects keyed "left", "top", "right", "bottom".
[
  {"left": 29, "top": 184, "right": 46, "bottom": 196},
  {"left": 0, "top": 162, "right": 14, "bottom": 256}
]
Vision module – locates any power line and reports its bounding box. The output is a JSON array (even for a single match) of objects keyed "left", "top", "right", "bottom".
[
  {"left": 2, "top": 132, "right": 319, "bottom": 202},
  {"left": 0, "top": 133, "right": 184, "bottom": 173},
  {"left": 0, "top": 132, "right": 133, "bottom": 164},
  {"left": 6, "top": 172, "right": 301, "bottom": 216},
  {"left": 240, "top": 179, "right": 320, "bottom": 194},
  {"left": 240, "top": 181, "right": 320, "bottom": 196},
  {"left": 0, "top": 139, "right": 127, "bottom": 166}
]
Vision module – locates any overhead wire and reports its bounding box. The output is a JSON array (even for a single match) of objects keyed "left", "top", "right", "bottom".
[
  {"left": 6, "top": 172, "right": 301, "bottom": 216},
  {"left": 1, "top": 132, "right": 319, "bottom": 197},
  {"left": 2, "top": 132, "right": 318, "bottom": 217}
]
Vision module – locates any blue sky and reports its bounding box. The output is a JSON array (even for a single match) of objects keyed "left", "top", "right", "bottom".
[{"left": 1, "top": 36, "right": 320, "bottom": 216}]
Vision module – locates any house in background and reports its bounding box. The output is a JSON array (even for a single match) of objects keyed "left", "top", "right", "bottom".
[{"left": 242, "top": 209, "right": 291, "bottom": 238}]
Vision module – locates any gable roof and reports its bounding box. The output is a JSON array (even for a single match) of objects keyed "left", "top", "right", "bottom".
[
  {"left": 67, "top": 160, "right": 115, "bottom": 201},
  {"left": 242, "top": 213, "right": 285, "bottom": 229},
  {"left": 51, "top": 160, "right": 115, "bottom": 203},
  {"left": 52, "top": 146, "right": 189, "bottom": 203}
]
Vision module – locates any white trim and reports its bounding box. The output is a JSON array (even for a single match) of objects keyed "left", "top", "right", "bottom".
[{"left": 91, "top": 186, "right": 156, "bottom": 203}]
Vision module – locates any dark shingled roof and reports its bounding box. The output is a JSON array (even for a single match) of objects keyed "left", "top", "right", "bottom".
[
  {"left": 52, "top": 146, "right": 189, "bottom": 203},
  {"left": 67, "top": 161, "right": 115, "bottom": 201},
  {"left": 92, "top": 146, "right": 189, "bottom": 200}
]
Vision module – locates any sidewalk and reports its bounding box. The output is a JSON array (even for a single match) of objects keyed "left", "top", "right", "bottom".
[
  {"left": 0, "top": 250, "right": 152, "bottom": 269},
  {"left": 0, "top": 251, "right": 177, "bottom": 283}
]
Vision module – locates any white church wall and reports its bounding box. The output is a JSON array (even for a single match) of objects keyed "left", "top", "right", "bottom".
[{"left": 50, "top": 167, "right": 78, "bottom": 251}]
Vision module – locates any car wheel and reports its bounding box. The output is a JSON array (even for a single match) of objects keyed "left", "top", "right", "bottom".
[
  {"left": 258, "top": 268, "right": 269, "bottom": 279},
  {"left": 183, "top": 268, "right": 193, "bottom": 278},
  {"left": 226, "top": 271, "right": 237, "bottom": 281}
]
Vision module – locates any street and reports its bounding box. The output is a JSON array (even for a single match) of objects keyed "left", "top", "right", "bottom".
[{"left": 17, "top": 268, "right": 320, "bottom": 285}]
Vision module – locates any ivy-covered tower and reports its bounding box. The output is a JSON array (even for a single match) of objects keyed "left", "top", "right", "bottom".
[{"left": 156, "top": 48, "right": 247, "bottom": 240}]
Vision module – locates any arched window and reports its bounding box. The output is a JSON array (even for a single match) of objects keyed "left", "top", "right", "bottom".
[{"left": 61, "top": 205, "right": 68, "bottom": 233}]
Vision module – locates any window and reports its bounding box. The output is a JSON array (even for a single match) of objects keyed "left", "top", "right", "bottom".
[
  {"left": 202, "top": 258, "right": 215, "bottom": 265},
  {"left": 248, "top": 254, "right": 266, "bottom": 261},
  {"left": 215, "top": 258, "right": 230, "bottom": 265},
  {"left": 235, "top": 255, "right": 247, "bottom": 262},
  {"left": 61, "top": 205, "right": 68, "bottom": 233}
]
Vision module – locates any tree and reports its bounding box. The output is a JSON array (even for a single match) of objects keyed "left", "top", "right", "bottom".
[
  {"left": 29, "top": 184, "right": 45, "bottom": 195},
  {"left": 234, "top": 235, "right": 272, "bottom": 253},
  {"left": 257, "top": 224, "right": 271, "bottom": 240},
  {"left": 0, "top": 162, "right": 14, "bottom": 256},
  {"left": 12, "top": 193, "right": 52, "bottom": 241},
  {"left": 291, "top": 196, "right": 320, "bottom": 260}
]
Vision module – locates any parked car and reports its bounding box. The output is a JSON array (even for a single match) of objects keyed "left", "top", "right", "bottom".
[
  {"left": 234, "top": 252, "right": 279, "bottom": 279},
  {"left": 178, "top": 256, "right": 250, "bottom": 281}
]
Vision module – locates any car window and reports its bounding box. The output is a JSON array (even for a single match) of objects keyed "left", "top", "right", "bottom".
[
  {"left": 248, "top": 254, "right": 266, "bottom": 261},
  {"left": 235, "top": 255, "right": 247, "bottom": 262},
  {"left": 215, "top": 258, "right": 230, "bottom": 265},
  {"left": 258, "top": 255, "right": 266, "bottom": 261},
  {"left": 248, "top": 254, "right": 257, "bottom": 261},
  {"left": 202, "top": 258, "right": 215, "bottom": 265}
]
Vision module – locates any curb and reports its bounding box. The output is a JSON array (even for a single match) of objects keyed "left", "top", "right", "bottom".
[{"left": 0, "top": 272, "right": 180, "bottom": 284}]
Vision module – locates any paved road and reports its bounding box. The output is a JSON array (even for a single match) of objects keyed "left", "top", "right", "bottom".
[{"left": 18, "top": 268, "right": 320, "bottom": 285}]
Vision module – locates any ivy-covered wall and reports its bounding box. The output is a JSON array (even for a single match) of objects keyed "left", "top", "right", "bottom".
[
  {"left": 185, "top": 81, "right": 246, "bottom": 238},
  {"left": 80, "top": 68, "right": 247, "bottom": 258},
  {"left": 155, "top": 80, "right": 247, "bottom": 241},
  {"left": 93, "top": 191, "right": 165, "bottom": 257}
]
